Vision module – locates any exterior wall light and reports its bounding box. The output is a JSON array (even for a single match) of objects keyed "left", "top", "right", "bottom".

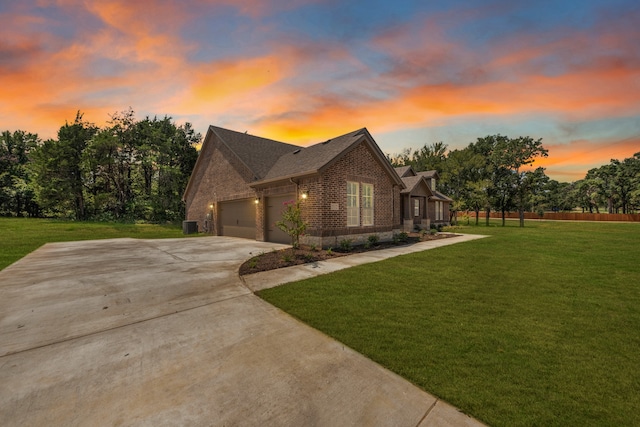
[
  {"left": 209, "top": 204, "right": 214, "bottom": 209},
  {"left": 301, "top": 190, "right": 309, "bottom": 199},
  {"left": 254, "top": 198, "right": 260, "bottom": 204}
]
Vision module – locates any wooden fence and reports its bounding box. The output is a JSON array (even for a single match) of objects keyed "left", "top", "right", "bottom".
[{"left": 466, "top": 211, "right": 640, "bottom": 222}]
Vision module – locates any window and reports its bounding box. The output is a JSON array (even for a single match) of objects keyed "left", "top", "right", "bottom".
[
  {"left": 347, "top": 181, "right": 359, "bottom": 226},
  {"left": 435, "top": 201, "right": 444, "bottom": 221},
  {"left": 431, "top": 178, "right": 436, "bottom": 191},
  {"left": 414, "top": 199, "right": 420, "bottom": 217},
  {"left": 362, "top": 183, "right": 374, "bottom": 226}
]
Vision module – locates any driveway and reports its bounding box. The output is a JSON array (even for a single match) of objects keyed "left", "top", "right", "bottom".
[{"left": 0, "top": 237, "right": 482, "bottom": 426}]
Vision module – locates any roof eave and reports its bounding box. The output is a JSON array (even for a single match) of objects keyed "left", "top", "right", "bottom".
[
  {"left": 182, "top": 125, "right": 214, "bottom": 201},
  {"left": 250, "top": 171, "right": 321, "bottom": 189}
]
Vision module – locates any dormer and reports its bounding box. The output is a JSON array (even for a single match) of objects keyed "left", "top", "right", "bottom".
[{"left": 416, "top": 170, "right": 439, "bottom": 191}]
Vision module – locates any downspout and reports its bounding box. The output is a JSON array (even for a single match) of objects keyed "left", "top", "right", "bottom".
[{"left": 289, "top": 178, "right": 299, "bottom": 197}]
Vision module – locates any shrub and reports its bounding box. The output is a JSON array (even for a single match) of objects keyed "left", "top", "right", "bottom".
[
  {"left": 281, "top": 252, "right": 293, "bottom": 263},
  {"left": 397, "top": 231, "right": 409, "bottom": 242},
  {"left": 248, "top": 257, "right": 258, "bottom": 269},
  {"left": 326, "top": 247, "right": 333, "bottom": 255},
  {"left": 275, "top": 199, "right": 307, "bottom": 249},
  {"left": 367, "top": 234, "right": 379, "bottom": 245},
  {"left": 339, "top": 239, "right": 352, "bottom": 252}
]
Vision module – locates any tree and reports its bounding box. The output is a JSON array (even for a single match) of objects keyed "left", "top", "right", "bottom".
[
  {"left": 515, "top": 167, "right": 549, "bottom": 219},
  {"left": 389, "top": 142, "right": 448, "bottom": 173},
  {"left": 440, "top": 147, "right": 485, "bottom": 224},
  {"left": 490, "top": 135, "right": 548, "bottom": 227},
  {"left": 0, "top": 130, "right": 40, "bottom": 216},
  {"left": 29, "top": 112, "right": 97, "bottom": 219},
  {"left": 83, "top": 110, "right": 200, "bottom": 221},
  {"left": 275, "top": 199, "right": 307, "bottom": 248}
]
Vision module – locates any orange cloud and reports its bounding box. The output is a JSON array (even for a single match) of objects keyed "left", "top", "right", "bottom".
[{"left": 532, "top": 136, "right": 640, "bottom": 182}]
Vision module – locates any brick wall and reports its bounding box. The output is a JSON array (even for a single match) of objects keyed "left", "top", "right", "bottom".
[
  {"left": 299, "top": 142, "right": 398, "bottom": 239},
  {"left": 184, "top": 134, "right": 256, "bottom": 233}
]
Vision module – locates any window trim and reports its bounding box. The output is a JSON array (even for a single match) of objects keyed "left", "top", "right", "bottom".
[
  {"left": 362, "top": 183, "right": 374, "bottom": 226},
  {"left": 347, "top": 181, "right": 359, "bottom": 227}
]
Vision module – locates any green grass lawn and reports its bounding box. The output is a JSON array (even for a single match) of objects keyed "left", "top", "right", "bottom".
[
  {"left": 0, "top": 218, "right": 197, "bottom": 271},
  {"left": 258, "top": 220, "right": 640, "bottom": 426}
]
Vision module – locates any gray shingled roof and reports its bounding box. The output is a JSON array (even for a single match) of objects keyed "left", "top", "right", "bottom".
[
  {"left": 416, "top": 170, "right": 438, "bottom": 179},
  {"left": 432, "top": 190, "right": 453, "bottom": 202},
  {"left": 394, "top": 166, "right": 414, "bottom": 177},
  {"left": 210, "top": 126, "right": 299, "bottom": 180},
  {"left": 257, "top": 128, "right": 368, "bottom": 183},
  {"left": 400, "top": 175, "right": 433, "bottom": 195}
]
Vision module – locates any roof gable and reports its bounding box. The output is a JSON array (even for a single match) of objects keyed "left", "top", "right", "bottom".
[
  {"left": 416, "top": 170, "right": 439, "bottom": 180},
  {"left": 400, "top": 175, "right": 434, "bottom": 196},
  {"left": 394, "top": 166, "right": 415, "bottom": 178},
  {"left": 209, "top": 126, "right": 299, "bottom": 180}
]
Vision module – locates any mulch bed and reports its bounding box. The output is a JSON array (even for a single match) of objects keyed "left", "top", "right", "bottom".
[{"left": 239, "top": 232, "right": 459, "bottom": 276}]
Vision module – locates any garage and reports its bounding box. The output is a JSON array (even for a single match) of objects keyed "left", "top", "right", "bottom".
[
  {"left": 265, "top": 194, "right": 296, "bottom": 244},
  {"left": 218, "top": 199, "right": 256, "bottom": 239}
]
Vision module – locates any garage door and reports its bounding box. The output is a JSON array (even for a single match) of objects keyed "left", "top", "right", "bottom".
[
  {"left": 266, "top": 194, "right": 296, "bottom": 244},
  {"left": 219, "top": 199, "right": 256, "bottom": 239}
]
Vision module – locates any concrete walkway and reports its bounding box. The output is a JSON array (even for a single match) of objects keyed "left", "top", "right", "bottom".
[{"left": 0, "top": 235, "right": 487, "bottom": 426}]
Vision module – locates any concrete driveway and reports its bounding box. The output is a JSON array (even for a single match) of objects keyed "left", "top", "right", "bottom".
[{"left": 1, "top": 236, "right": 482, "bottom": 426}]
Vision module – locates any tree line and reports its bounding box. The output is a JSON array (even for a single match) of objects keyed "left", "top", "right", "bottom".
[
  {"left": 0, "top": 109, "right": 199, "bottom": 221},
  {"left": 389, "top": 135, "right": 640, "bottom": 226},
  {"left": 3, "top": 116, "right": 638, "bottom": 225}
]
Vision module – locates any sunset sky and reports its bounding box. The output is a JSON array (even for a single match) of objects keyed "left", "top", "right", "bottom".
[{"left": 1, "top": 0, "right": 639, "bottom": 182}]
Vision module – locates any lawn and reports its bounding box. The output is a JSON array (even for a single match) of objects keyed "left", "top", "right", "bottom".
[
  {"left": 0, "top": 218, "right": 197, "bottom": 271},
  {"left": 258, "top": 220, "right": 640, "bottom": 426}
]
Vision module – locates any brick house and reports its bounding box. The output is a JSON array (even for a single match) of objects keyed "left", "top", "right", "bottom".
[
  {"left": 183, "top": 125, "right": 450, "bottom": 247},
  {"left": 394, "top": 166, "right": 452, "bottom": 229}
]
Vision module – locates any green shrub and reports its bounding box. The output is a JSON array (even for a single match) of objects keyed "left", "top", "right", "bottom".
[
  {"left": 339, "top": 239, "right": 352, "bottom": 252},
  {"left": 275, "top": 199, "right": 308, "bottom": 249},
  {"left": 368, "top": 234, "right": 379, "bottom": 245}
]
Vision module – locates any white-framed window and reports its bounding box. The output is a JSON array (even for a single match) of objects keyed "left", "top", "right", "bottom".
[
  {"left": 431, "top": 178, "right": 436, "bottom": 191},
  {"left": 414, "top": 199, "right": 420, "bottom": 217},
  {"left": 362, "top": 183, "right": 374, "bottom": 226},
  {"left": 347, "top": 181, "right": 359, "bottom": 226}
]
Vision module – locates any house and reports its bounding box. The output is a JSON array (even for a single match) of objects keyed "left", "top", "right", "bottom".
[
  {"left": 394, "top": 166, "right": 452, "bottom": 229},
  {"left": 183, "top": 125, "right": 450, "bottom": 247}
]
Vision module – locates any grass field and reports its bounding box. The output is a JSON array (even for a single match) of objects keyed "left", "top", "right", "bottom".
[
  {"left": 258, "top": 220, "right": 640, "bottom": 426},
  {"left": 0, "top": 218, "right": 195, "bottom": 271}
]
